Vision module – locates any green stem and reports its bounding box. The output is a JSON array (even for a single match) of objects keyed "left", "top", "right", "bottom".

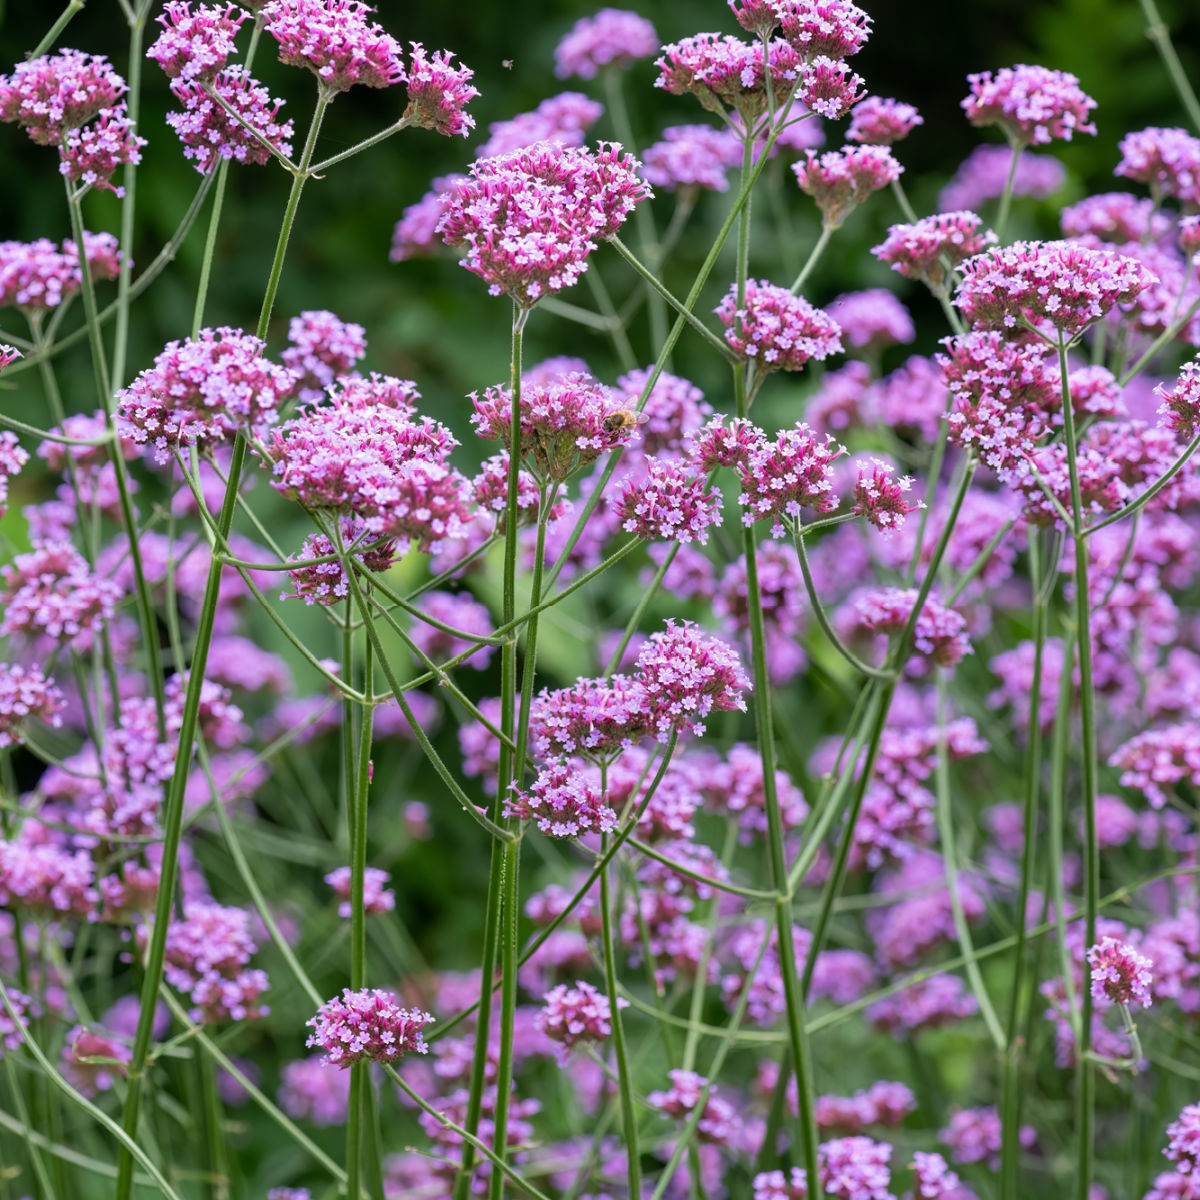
[
  {"left": 999, "top": 534, "right": 1045, "bottom": 1200},
  {"left": 191, "top": 162, "right": 231, "bottom": 336},
  {"left": 113, "top": 87, "right": 331, "bottom": 1200},
  {"left": 1059, "top": 336, "right": 1099, "bottom": 1200},
  {"left": 994, "top": 139, "right": 1023, "bottom": 243},
  {"left": 790, "top": 224, "right": 835, "bottom": 295},
  {"left": 27, "top": 0, "right": 86, "bottom": 58},
  {"left": 1138, "top": 0, "right": 1200, "bottom": 133}
]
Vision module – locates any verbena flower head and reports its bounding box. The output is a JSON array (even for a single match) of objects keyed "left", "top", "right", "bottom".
[
  {"left": 939, "top": 144, "right": 1065, "bottom": 210},
  {"left": 438, "top": 141, "right": 651, "bottom": 307},
  {"left": 793, "top": 145, "right": 902, "bottom": 228},
  {"left": 737, "top": 421, "right": 844, "bottom": 533},
  {"left": 0, "top": 664, "right": 65, "bottom": 748},
  {"left": 1116, "top": 126, "right": 1200, "bottom": 208},
  {"left": 1108, "top": 723, "right": 1200, "bottom": 809},
  {"left": 261, "top": 0, "right": 404, "bottom": 93},
  {"left": 847, "top": 95, "right": 923, "bottom": 144},
  {"left": 1086, "top": 936, "right": 1153, "bottom": 1007},
  {"left": 324, "top": 866, "right": 395, "bottom": 917},
  {"left": 910, "top": 1151, "right": 968, "bottom": 1199},
  {"left": 752, "top": 1136, "right": 894, "bottom": 1199},
  {"left": 689, "top": 414, "right": 763, "bottom": 470},
  {"left": 653, "top": 33, "right": 805, "bottom": 122},
  {"left": 774, "top": 0, "right": 873, "bottom": 60},
  {"left": 0, "top": 49, "right": 126, "bottom": 145},
  {"left": 853, "top": 457, "right": 921, "bottom": 535},
  {"left": 0, "top": 234, "right": 122, "bottom": 310},
  {"left": 118, "top": 326, "right": 292, "bottom": 461},
  {"left": 147, "top": 2, "right": 248, "bottom": 82},
  {"left": 940, "top": 1106, "right": 1034, "bottom": 1170},
  {"left": 390, "top": 173, "right": 462, "bottom": 262},
  {"left": 529, "top": 674, "right": 649, "bottom": 760},
  {"left": 962, "top": 64, "right": 1097, "bottom": 147},
  {"left": 505, "top": 760, "right": 617, "bottom": 838},
  {"left": 282, "top": 525, "right": 397, "bottom": 606},
  {"left": 306, "top": 988, "right": 432, "bottom": 1066},
  {"left": 476, "top": 92, "right": 603, "bottom": 158},
  {"left": 828, "top": 290, "right": 914, "bottom": 353},
  {"left": 536, "top": 980, "right": 625, "bottom": 1060},
  {"left": 554, "top": 8, "right": 659, "bottom": 79},
  {"left": 1157, "top": 361, "right": 1200, "bottom": 442},
  {"left": 166, "top": 66, "right": 294, "bottom": 173},
  {"left": 955, "top": 240, "right": 1158, "bottom": 339},
  {"left": 716, "top": 279, "right": 842, "bottom": 371},
  {"left": 403, "top": 43, "right": 479, "bottom": 138},
  {"left": 797, "top": 55, "right": 867, "bottom": 120},
  {"left": 59, "top": 104, "right": 145, "bottom": 194},
  {"left": 470, "top": 371, "right": 633, "bottom": 480},
  {"left": 635, "top": 619, "right": 751, "bottom": 738},
  {"left": 616, "top": 456, "right": 723, "bottom": 544},
  {"left": 1166, "top": 1103, "right": 1200, "bottom": 1173},
  {"left": 641, "top": 124, "right": 741, "bottom": 193},
  {"left": 648, "top": 1069, "right": 741, "bottom": 1145},
  {"left": 154, "top": 900, "right": 269, "bottom": 1022},
  {"left": 281, "top": 309, "right": 367, "bottom": 402},
  {"left": 1061, "top": 191, "right": 1173, "bottom": 244},
  {"left": 0, "top": 429, "right": 29, "bottom": 518},
  {"left": 1, "top": 541, "right": 122, "bottom": 643},
  {"left": 279, "top": 1055, "right": 351, "bottom": 1124},
  {"left": 872, "top": 211, "right": 997, "bottom": 290},
  {"left": 852, "top": 587, "right": 971, "bottom": 667}
]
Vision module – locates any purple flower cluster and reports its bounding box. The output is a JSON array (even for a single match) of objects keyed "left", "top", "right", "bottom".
[
  {"left": 641, "top": 123, "right": 741, "bottom": 192},
  {"left": 536, "top": 980, "right": 625, "bottom": 1061},
  {"left": 847, "top": 95, "right": 923, "bottom": 145},
  {"left": 477, "top": 92, "right": 604, "bottom": 159},
  {"left": 1087, "top": 936, "right": 1153, "bottom": 1008},
  {"left": 403, "top": 44, "right": 479, "bottom": 138},
  {"left": 736, "top": 420, "right": 844, "bottom": 533},
  {"left": 852, "top": 458, "right": 921, "bottom": 535},
  {"left": 0, "top": 541, "right": 122, "bottom": 643},
  {"left": 147, "top": 3, "right": 247, "bottom": 81},
  {"left": 962, "top": 64, "right": 1097, "bottom": 146},
  {"left": 281, "top": 309, "right": 367, "bottom": 402},
  {"left": 439, "top": 141, "right": 651, "bottom": 306},
  {"left": 0, "top": 664, "right": 65, "bottom": 749},
  {"left": 324, "top": 866, "right": 395, "bottom": 917},
  {"left": 616, "top": 455, "right": 723, "bottom": 544},
  {"left": 939, "top": 144, "right": 1066, "bottom": 211},
  {"left": 306, "top": 988, "right": 432, "bottom": 1066},
  {"left": 850, "top": 588, "right": 971, "bottom": 668},
  {"left": 872, "top": 211, "right": 997, "bottom": 290},
  {"left": 0, "top": 233, "right": 122, "bottom": 310},
  {"left": 793, "top": 145, "right": 902, "bottom": 228},
  {"left": 1116, "top": 126, "right": 1200, "bottom": 207},
  {"left": 261, "top": 0, "right": 404, "bottom": 93},
  {"left": 717, "top": 280, "right": 843, "bottom": 371},
  {"left": 118, "top": 327, "right": 292, "bottom": 462},
  {"left": 554, "top": 8, "right": 659, "bottom": 79}
]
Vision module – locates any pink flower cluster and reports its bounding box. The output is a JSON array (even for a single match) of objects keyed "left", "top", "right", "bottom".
[
  {"left": 403, "top": 44, "right": 479, "bottom": 138},
  {"left": 962, "top": 64, "right": 1097, "bottom": 146},
  {"left": 165, "top": 66, "right": 295, "bottom": 174},
  {"left": 793, "top": 145, "right": 902, "bottom": 228},
  {"left": 153, "top": 900, "right": 269, "bottom": 1023},
  {"left": 505, "top": 759, "right": 617, "bottom": 838},
  {"left": 477, "top": 92, "right": 604, "bottom": 159},
  {"left": 147, "top": 2, "right": 247, "bottom": 81},
  {"left": 616, "top": 456, "right": 723, "bottom": 544},
  {"left": 648, "top": 1068, "right": 741, "bottom": 1144},
  {"left": 852, "top": 458, "right": 921, "bottom": 535},
  {"left": 1158, "top": 362, "right": 1200, "bottom": 443},
  {"left": 736, "top": 421, "right": 844, "bottom": 534},
  {"left": 535, "top": 980, "right": 625, "bottom": 1061},
  {"left": 847, "top": 95, "right": 923, "bottom": 145},
  {"left": 261, "top": 0, "right": 404, "bottom": 93},
  {"left": 554, "top": 7, "right": 659, "bottom": 79},
  {"left": 716, "top": 279, "right": 843, "bottom": 372},
  {"left": 0, "top": 233, "right": 122, "bottom": 310},
  {"left": 1086, "top": 936, "right": 1153, "bottom": 1008},
  {"left": 306, "top": 988, "right": 432, "bottom": 1066},
  {"left": 118, "top": 326, "right": 292, "bottom": 462},
  {"left": 470, "top": 370, "right": 635, "bottom": 480},
  {"left": 851, "top": 588, "right": 971, "bottom": 667},
  {"left": 955, "top": 239, "right": 1158, "bottom": 339},
  {"left": 0, "top": 541, "right": 122, "bottom": 643},
  {"left": 439, "top": 141, "right": 651, "bottom": 307},
  {"left": 1116, "top": 126, "right": 1200, "bottom": 208},
  {"left": 324, "top": 866, "right": 395, "bottom": 917},
  {"left": 641, "top": 124, "right": 740, "bottom": 193},
  {"left": 1167, "top": 1103, "right": 1200, "bottom": 1174},
  {"left": 281, "top": 309, "right": 367, "bottom": 401},
  {"left": 872, "top": 211, "right": 997, "bottom": 290},
  {"left": 0, "top": 664, "right": 65, "bottom": 749}
]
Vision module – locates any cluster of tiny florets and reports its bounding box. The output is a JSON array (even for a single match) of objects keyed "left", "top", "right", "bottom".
[
  {"left": 0, "top": 233, "right": 122, "bottom": 310},
  {"left": 962, "top": 64, "right": 1097, "bottom": 146},
  {"left": 281, "top": 309, "right": 367, "bottom": 402},
  {"left": 324, "top": 866, "right": 395, "bottom": 917},
  {"left": 955, "top": 239, "right": 1158, "bottom": 338},
  {"left": 147, "top": 2, "right": 247, "bottom": 82},
  {"left": 505, "top": 760, "right": 617, "bottom": 839},
  {"left": 793, "top": 145, "right": 902, "bottom": 228},
  {"left": 403, "top": 43, "right": 479, "bottom": 138},
  {"left": 736, "top": 421, "right": 844, "bottom": 534},
  {"left": 1115, "top": 126, "right": 1200, "bottom": 207},
  {"left": 306, "top": 988, "right": 432, "bottom": 1066},
  {"left": 535, "top": 980, "right": 625, "bottom": 1060},
  {"left": 852, "top": 457, "right": 921, "bottom": 534},
  {"left": 852, "top": 587, "right": 971, "bottom": 667},
  {"left": 0, "top": 541, "right": 122, "bottom": 643},
  {"left": 438, "top": 141, "right": 652, "bottom": 307},
  {"left": 0, "top": 664, "right": 65, "bottom": 749},
  {"left": 554, "top": 7, "right": 659, "bottom": 79},
  {"left": 166, "top": 66, "right": 295, "bottom": 174},
  {"left": 261, "top": 0, "right": 405, "bottom": 93},
  {"left": 1157, "top": 361, "right": 1200, "bottom": 442},
  {"left": 641, "top": 124, "right": 740, "bottom": 192},
  {"left": 117, "top": 327, "right": 293, "bottom": 461},
  {"left": 847, "top": 95, "right": 923, "bottom": 144},
  {"left": 1086, "top": 936, "right": 1154, "bottom": 1008},
  {"left": 616, "top": 456, "right": 723, "bottom": 544},
  {"left": 716, "top": 279, "right": 843, "bottom": 371},
  {"left": 872, "top": 211, "right": 997, "bottom": 290}
]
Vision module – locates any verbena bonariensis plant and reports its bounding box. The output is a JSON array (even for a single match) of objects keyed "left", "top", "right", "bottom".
[{"left": 1, "top": 1, "right": 1200, "bottom": 1199}]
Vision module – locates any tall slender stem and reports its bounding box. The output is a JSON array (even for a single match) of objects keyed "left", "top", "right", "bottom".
[
  {"left": 1138, "top": 0, "right": 1200, "bottom": 133},
  {"left": 1059, "top": 335, "right": 1099, "bottom": 1200},
  {"left": 994, "top": 140, "right": 1023, "bottom": 243},
  {"left": 113, "top": 87, "right": 331, "bottom": 1200},
  {"left": 1000, "top": 534, "right": 1045, "bottom": 1199}
]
